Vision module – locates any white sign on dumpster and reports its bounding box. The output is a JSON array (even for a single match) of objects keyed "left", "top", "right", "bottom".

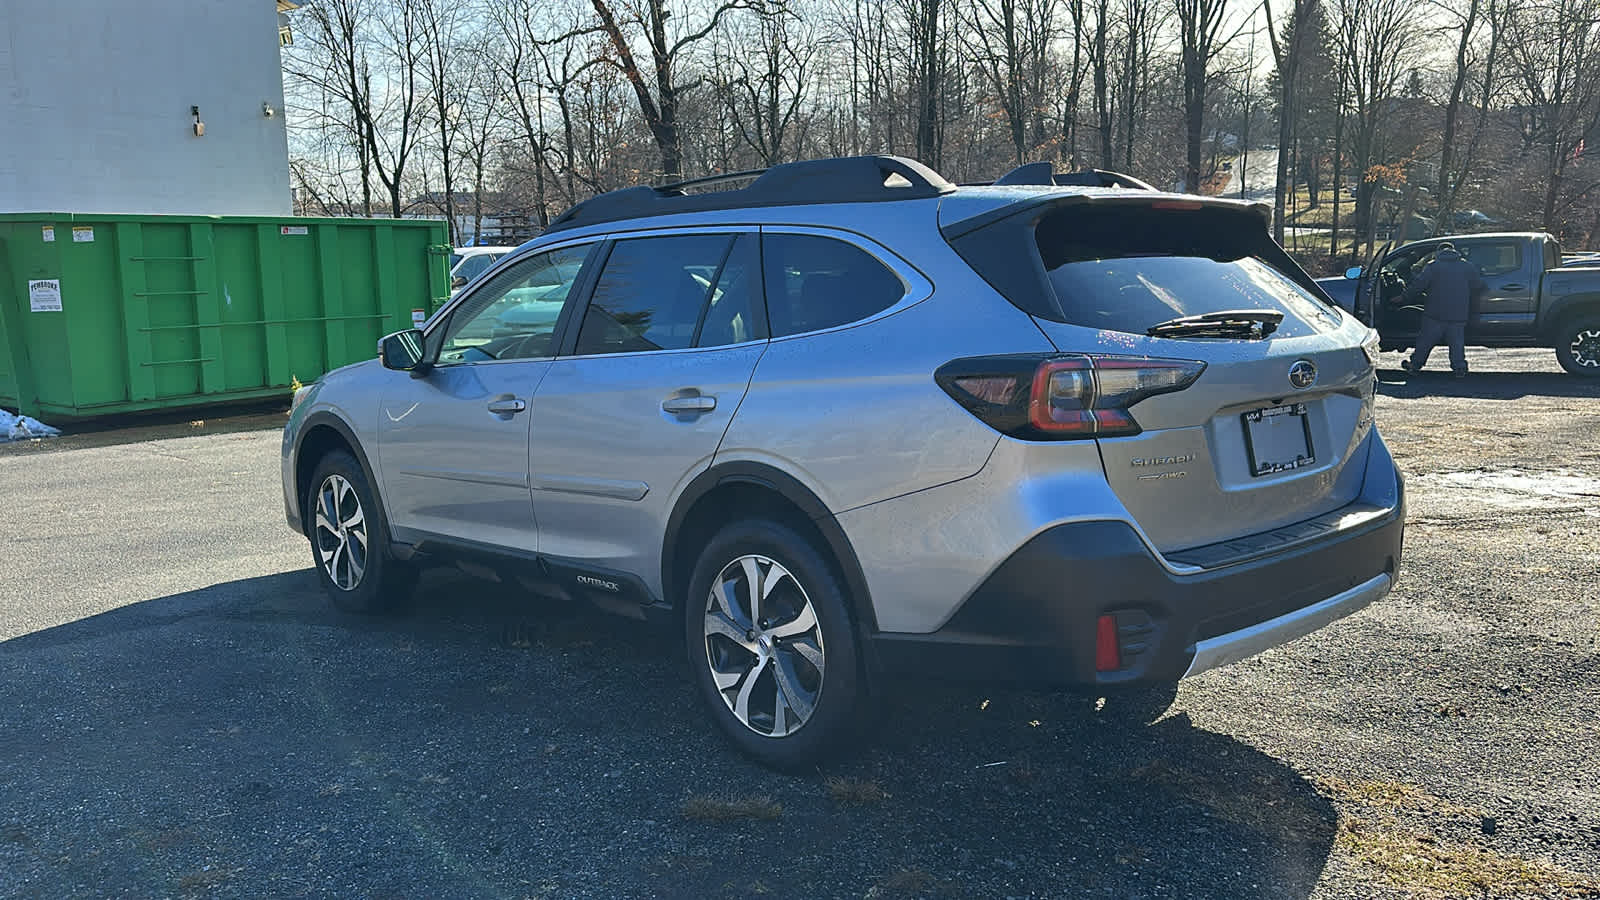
[{"left": 29, "top": 279, "right": 63, "bottom": 312}]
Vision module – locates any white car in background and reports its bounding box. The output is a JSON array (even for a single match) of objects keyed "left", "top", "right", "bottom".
[{"left": 449, "top": 246, "right": 510, "bottom": 292}]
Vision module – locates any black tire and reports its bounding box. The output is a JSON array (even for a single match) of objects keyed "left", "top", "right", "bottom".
[
  {"left": 1554, "top": 312, "right": 1600, "bottom": 376},
  {"left": 684, "top": 519, "right": 866, "bottom": 770},
  {"left": 305, "top": 450, "right": 415, "bottom": 613}
]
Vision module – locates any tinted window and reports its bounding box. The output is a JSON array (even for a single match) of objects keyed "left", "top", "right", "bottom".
[
  {"left": 698, "top": 235, "right": 763, "bottom": 348},
  {"left": 1459, "top": 242, "right": 1521, "bottom": 277},
  {"left": 1044, "top": 256, "right": 1335, "bottom": 338},
  {"left": 1035, "top": 207, "right": 1336, "bottom": 337},
  {"left": 435, "top": 244, "right": 591, "bottom": 364},
  {"left": 762, "top": 234, "right": 905, "bottom": 337},
  {"left": 575, "top": 234, "right": 748, "bottom": 355},
  {"left": 455, "top": 254, "right": 494, "bottom": 282}
]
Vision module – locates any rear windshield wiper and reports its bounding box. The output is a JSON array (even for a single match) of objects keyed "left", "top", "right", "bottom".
[{"left": 1146, "top": 309, "right": 1284, "bottom": 339}]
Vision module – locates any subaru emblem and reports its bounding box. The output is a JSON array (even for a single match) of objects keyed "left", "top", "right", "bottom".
[{"left": 1288, "top": 360, "right": 1317, "bottom": 390}]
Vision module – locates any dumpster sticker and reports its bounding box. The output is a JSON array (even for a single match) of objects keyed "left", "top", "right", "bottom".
[
  {"left": 28, "top": 279, "right": 63, "bottom": 312},
  {"left": 41, "top": 226, "right": 55, "bottom": 242},
  {"left": 71, "top": 226, "right": 94, "bottom": 242},
  {"left": 412, "top": 309, "right": 427, "bottom": 327},
  {"left": 280, "top": 225, "right": 309, "bottom": 236}
]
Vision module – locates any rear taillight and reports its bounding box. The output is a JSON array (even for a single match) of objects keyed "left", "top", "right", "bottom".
[{"left": 936, "top": 354, "right": 1205, "bottom": 440}]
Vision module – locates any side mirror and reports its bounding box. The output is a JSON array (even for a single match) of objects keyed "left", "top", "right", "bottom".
[
  {"left": 1344, "top": 266, "right": 1362, "bottom": 279},
  {"left": 379, "top": 329, "right": 429, "bottom": 371},
  {"left": 451, "top": 274, "right": 469, "bottom": 289}
]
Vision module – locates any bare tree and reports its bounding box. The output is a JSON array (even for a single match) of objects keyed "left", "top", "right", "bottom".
[
  {"left": 1264, "top": 0, "right": 1320, "bottom": 241},
  {"left": 1504, "top": 0, "right": 1600, "bottom": 232},
  {"left": 587, "top": 0, "right": 765, "bottom": 178},
  {"left": 1334, "top": 0, "right": 1425, "bottom": 254},
  {"left": 420, "top": 0, "right": 469, "bottom": 242},
  {"left": 711, "top": 8, "right": 820, "bottom": 165},
  {"left": 1173, "top": 0, "right": 1242, "bottom": 191},
  {"left": 963, "top": 0, "right": 1060, "bottom": 163}
]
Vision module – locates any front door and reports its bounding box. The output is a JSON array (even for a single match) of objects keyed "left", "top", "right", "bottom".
[
  {"left": 379, "top": 243, "right": 596, "bottom": 550},
  {"left": 527, "top": 231, "right": 767, "bottom": 587}
]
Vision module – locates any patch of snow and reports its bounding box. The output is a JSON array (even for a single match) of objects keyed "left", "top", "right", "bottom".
[{"left": 0, "top": 409, "right": 61, "bottom": 443}]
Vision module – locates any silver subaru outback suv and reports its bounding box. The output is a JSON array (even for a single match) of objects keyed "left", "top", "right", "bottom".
[{"left": 282, "top": 156, "right": 1404, "bottom": 768}]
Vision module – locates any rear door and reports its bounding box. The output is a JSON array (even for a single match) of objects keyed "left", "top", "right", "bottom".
[
  {"left": 1458, "top": 238, "right": 1537, "bottom": 339},
  {"left": 1021, "top": 201, "right": 1376, "bottom": 553},
  {"left": 527, "top": 230, "right": 767, "bottom": 584}
]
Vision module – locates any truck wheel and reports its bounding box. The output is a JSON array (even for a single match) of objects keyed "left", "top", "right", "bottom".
[
  {"left": 1555, "top": 313, "right": 1600, "bottom": 376},
  {"left": 306, "top": 450, "right": 416, "bottom": 613},
  {"left": 684, "top": 519, "right": 866, "bottom": 770}
]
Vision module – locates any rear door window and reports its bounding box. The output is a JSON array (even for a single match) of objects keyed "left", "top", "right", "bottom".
[
  {"left": 574, "top": 233, "right": 764, "bottom": 356},
  {"left": 762, "top": 234, "right": 906, "bottom": 337},
  {"left": 1459, "top": 242, "right": 1521, "bottom": 277}
]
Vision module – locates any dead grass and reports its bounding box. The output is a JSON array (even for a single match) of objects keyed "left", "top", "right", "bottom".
[
  {"left": 1321, "top": 777, "right": 1600, "bottom": 898},
  {"left": 680, "top": 792, "right": 783, "bottom": 822},
  {"left": 823, "top": 775, "right": 889, "bottom": 805},
  {"left": 1338, "top": 817, "right": 1600, "bottom": 898}
]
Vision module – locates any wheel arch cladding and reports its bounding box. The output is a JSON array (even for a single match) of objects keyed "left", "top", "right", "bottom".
[
  {"left": 295, "top": 414, "right": 384, "bottom": 538},
  {"left": 662, "top": 462, "right": 880, "bottom": 635}
]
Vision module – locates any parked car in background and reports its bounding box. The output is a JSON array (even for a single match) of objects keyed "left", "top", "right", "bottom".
[
  {"left": 284, "top": 155, "right": 1404, "bottom": 768},
  {"left": 448, "top": 246, "right": 510, "bottom": 293},
  {"left": 1317, "top": 232, "right": 1600, "bottom": 375},
  {"left": 1451, "top": 209, "right": 1506, "bottom": 232}
]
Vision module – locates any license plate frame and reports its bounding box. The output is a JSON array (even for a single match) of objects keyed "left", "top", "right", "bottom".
[{"left": 1241, "top": 402, "right": 1316, "bottom": 477}]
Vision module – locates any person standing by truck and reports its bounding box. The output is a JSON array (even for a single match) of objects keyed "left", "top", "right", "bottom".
[{"left": 1400, "top": 242, "right": 1486, "bottom": 378}]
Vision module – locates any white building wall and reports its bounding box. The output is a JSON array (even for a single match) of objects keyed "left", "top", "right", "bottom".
[{"left": 0, "top": 0, "right": 291, "bottom": 215}]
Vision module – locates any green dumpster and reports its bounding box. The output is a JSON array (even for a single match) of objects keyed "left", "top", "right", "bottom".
[{"left": 0, "top": 213, "right": 451, "bottom": 420}]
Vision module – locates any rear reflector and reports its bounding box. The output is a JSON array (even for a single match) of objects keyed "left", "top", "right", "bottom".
[{"left": 1095, "top": 614, "right": 1121, "bottom": 672}]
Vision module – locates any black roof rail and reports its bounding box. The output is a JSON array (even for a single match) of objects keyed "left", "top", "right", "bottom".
[
  {"left": 992, "top": 161, "right": 1157, "bottom": 191},
  {"left": 544, "top": 155, "right": 956, "bottom": 233}
]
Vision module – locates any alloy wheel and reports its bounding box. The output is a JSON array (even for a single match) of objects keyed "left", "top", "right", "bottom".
[
  {"left": 1571, "top": 328, "right": 1600, "bottom": 369},
  {"left": 314, "top": 474, "right": 368, "bottom": 591},
  {"left": 702, "top": 555, "right": 825, "bottom": 738}
]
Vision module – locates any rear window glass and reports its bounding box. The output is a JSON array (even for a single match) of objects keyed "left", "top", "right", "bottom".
[
  {"left": 1043, "top": 256, "right": 1335, "bottom": 338},
  {"left": 1034, "top": 206, "right": 1339, "bottom": 337}
]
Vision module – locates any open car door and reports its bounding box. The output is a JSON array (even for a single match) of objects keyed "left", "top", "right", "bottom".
[{"left": 1354, "top": 239, "right": 1394, "bottom": 328}]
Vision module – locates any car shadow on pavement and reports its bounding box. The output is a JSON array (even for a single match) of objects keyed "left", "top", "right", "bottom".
[
  {"left": 1376, "top": 368, "right": 1600, "bottom": 400},
  {"left": 2, "top": 568, "right": 1337, "bottom": 899}
]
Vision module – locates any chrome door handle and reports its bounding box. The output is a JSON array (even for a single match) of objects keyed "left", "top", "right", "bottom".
[
  {"left": 662, "top": 395, "right": 716, "bottom": 413},
  {"left": 487, "top": 398, "right": 526, "bottom": 414}
]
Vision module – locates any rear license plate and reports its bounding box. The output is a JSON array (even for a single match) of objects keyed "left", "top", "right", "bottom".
[{"left": 1241, "top": 403, "right": 1315, "bottom": 476}]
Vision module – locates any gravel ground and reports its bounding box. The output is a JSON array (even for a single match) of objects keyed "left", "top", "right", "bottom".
[{"left": 1, "top": 348, "right": 1596, "bottom": 899}]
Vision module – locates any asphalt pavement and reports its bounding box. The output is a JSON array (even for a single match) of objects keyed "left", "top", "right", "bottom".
[{"left": 2, "top": 349, "right": 1597, "bottom": 899}]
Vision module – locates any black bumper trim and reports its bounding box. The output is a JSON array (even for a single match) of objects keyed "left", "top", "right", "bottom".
[{"left": 869, "top": 488, "right": 1404, "bottom": 687}]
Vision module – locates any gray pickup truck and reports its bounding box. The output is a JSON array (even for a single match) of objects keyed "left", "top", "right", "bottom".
[{"left": 1317, "top": 232, "right": 1600, "bottom": 376}]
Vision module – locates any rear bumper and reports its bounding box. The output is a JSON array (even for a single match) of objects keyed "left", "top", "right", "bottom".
[{"left": 869, "top": 480, "right": 1404, "bottom": 687}]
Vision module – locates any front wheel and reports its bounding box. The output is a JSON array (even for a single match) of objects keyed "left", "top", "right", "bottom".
[
  {"left": 1555, "top": 313, "right": 1600, "bottom": 376},
  {"left": 684, "top": 520, "right": 865, "bottom": 770},
  {"left": 305, "top": 450, "right": 414, "bottom": 613}
]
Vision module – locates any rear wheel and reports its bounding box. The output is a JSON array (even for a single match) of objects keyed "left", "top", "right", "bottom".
[
  {"left": 684, "top": 520, "right": 865, "bottom": 770},
  {"left": 306, "top": 451, "right": 414, "bottom": 613},
  {"left": 1555, "top": 313, "right": 1600, "bottom": 376}
]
